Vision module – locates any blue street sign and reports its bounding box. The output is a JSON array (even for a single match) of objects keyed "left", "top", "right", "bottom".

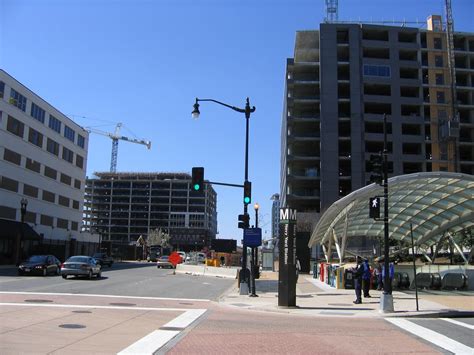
[{"left": 243, "top": 228, "right": 262, "bottom": 247}]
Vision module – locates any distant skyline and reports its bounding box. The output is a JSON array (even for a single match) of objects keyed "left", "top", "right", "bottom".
[{"left": 1, "top": 0, "right": 472, "bottom": 244}]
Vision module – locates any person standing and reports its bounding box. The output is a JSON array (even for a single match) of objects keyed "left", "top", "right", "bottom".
[
  {"left": 375, "top": 262, "right": 383, "bottom": 290},
  {"left": 362, "top": 259, "right": 371, "bottom": 298},
  {"left": 353, "top": 256, "right": 364, "bottom": 304}
]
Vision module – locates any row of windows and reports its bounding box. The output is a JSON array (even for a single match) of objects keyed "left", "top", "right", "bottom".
[
  {"left": 5, "top": 115, "right": 85, "bottom": 169},
  {"left": 363, "top": 65, "right": 391, "bottom": 78},
  {"left": 2, "top": 147, "right": 82, "bottom": 189},
  {"left": 4, "top": 85, "right": 86, "bottom": 149},
  {"left": 0, "top": 176, "right": 80, "bottom": 210},
  {"left": 0, "top": 205, "right": 79, "bottom": 231}
]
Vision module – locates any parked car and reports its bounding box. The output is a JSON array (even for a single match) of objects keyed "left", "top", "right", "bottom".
[
  {"left": 92, "top": 252, "right": 114, "bottom": 267},
  {"left": 156, "top": 255, "right": 174, "bottom": 269},
  {"left": 18, "top": 255, "right": 61, "bottom": 276},
  {"left": 61, "top": 255, "right": 102, "bottom": 279}
]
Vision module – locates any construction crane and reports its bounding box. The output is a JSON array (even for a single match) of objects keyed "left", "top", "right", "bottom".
[
  {"left": 324, "top": 0, "right": 338, "bottom": 23},
  {"left": 86, "top": 123, "right": 151, "bottom": 173}
]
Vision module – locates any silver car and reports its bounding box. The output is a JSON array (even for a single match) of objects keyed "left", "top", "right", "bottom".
[{"left": 61, "top": 255, "right": 102, "bottom": 279}]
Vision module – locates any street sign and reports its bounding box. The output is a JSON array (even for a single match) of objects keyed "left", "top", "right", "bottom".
[
  {"left": 369, "top": 197, "right": 380, "bottom": 219},
  {"left": 243, "top": 228, "right": 262, "bottom": 247},
  {"left": 168, "top": 252, "right": 182, "bottom": 267}
]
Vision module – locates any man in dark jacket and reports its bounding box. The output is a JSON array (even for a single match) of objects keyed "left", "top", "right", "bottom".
[
  {"left": 353, "top": 256, "right": 364, "bottom": 304},
  {"left": 363, "top": 259, "right": 372, "bottom": 298}
]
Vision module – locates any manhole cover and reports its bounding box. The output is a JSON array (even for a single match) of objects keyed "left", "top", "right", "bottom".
[
  {"left": 24, "top": 299, "right": 53, "bottom": 303},
  {"left": 59, "top": 324, "right": 86, "bottom": 329},
  {"left": 109, "top": 303, "right": 136, "bottom": 307},
  {"left": 72, "top": 310, "right": 92, "bottom": 314},
  {"left": 179, "top": 302, "right": 194, "bottom": 305}
]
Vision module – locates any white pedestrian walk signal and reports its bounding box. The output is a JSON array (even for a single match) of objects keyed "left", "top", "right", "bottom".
[{"left": 369, "top": 197, "right": 380, "bottom": 219}]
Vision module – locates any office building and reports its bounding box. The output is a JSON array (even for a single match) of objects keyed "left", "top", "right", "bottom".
[
  {"left": 83, "top": 172, "right": 218, "bottom": 252},
  {"left": 0, "top": 70, "right": 91, "bottom": 262}
]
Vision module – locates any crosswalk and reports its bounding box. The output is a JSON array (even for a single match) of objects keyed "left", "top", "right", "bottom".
[{"left": 386, "top": 317, "right": 474, "bottom": 355}]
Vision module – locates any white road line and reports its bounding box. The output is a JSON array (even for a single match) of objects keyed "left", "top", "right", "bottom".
[
  {"left": 118, "top": 308, "right": 207, "bottom": 354},
  {"left": 163, "top": 308, "right": 207, "bottom": 329},
  {"left": 386, "top": 318, "right": 473, "bottom": 355},
  {"left": 0, "top": 302, "right": 193, "bottom": 312},
  {"left": 117, "top": 330, "right": 180, "bottom": 355},
  {"left": 0, "top": 291, "right": 209, "bottom": 302},
  {"left": 441, "top": 318, "right": 474, "bottom": 330}
]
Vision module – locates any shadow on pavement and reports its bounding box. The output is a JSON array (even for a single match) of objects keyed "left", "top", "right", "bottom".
[{"left": 255, "top": 280, "right": 278, "bottom": 293}]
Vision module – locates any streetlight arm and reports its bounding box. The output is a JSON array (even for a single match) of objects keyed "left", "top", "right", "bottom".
[{"left": 196, "top": 98, "right": 256, "bottom": 117}]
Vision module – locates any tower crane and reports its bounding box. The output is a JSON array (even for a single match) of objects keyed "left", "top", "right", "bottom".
[{"left": 86, "top": 123, "right": 151, "bottom": 173}]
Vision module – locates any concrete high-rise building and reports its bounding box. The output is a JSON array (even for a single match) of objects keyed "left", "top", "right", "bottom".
[
  {"left": 281, "top": 17, "right": 474, "bottom": 264},
  {"left": 83, "top": 172, "right": 218, "bottom": 252},
  {"left": 0, "top": 70, "right": 91, "bottom": 262}
]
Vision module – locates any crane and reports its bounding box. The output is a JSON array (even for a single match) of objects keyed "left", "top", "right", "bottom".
[{"left": 86, "top": 123, "right": 152, "bottom": 173}]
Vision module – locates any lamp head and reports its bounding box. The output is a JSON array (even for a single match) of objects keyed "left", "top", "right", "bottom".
[
  {"left": 254, "top": 202, "right": 259, "bottom": 211},
  {"left": 192, "top": 99, "right": 200, "bottom": 119}
]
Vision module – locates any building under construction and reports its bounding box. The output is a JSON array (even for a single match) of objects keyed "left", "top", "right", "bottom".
[{"left": 83, "top": 172, "right": 218, "bottom": 252}]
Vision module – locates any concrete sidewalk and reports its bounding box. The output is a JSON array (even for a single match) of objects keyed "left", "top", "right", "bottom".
[{"left": 218, "top": 271, "right": 474, "bottom": 318}]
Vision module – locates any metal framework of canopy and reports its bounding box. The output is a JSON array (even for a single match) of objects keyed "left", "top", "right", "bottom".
[{"left": 308, "top": 172, "right": 474, "bottom": 260}]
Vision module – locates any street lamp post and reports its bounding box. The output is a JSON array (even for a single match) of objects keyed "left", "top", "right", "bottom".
[
  {"left": 380, "top": 113, "right": 394, "bottom": 312},
  {"left": 16, "top": 198, "right": 28, "bottom": 264},
  {"left": 249, "top": 202, "right": 260, "bottom": 297},
  {"left": 192, "top": 97, "right": 256, "bottom": 295}
]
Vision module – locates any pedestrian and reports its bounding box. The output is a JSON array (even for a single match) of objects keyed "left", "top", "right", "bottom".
[
  {"left": 362, "top": 259, "right": 371, "bottom": 298},
  {"left": 353, "top": 256, "right": 364, "bottom": 304},
  {"left": 381, "top": 261, "right": 395, "bottom": 292},
  {"left": 296, "top": 258, "right": 301, "bottom": 282},
  {"left": 375, "top": 262, "right": 383, "bottom": 290}
]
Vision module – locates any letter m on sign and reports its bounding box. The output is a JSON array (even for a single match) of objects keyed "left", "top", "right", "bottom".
[{"left": 280, "top": 208, "right": 297, "bottom": 224}]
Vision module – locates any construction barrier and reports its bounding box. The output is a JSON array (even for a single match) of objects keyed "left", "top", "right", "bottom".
[{"left": 175, "top": 264, "right": 238, "bottom": 279}]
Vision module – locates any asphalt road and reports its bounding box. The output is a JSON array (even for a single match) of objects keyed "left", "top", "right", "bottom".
[{"left": 0, "top": 262, "right": 235, "bottom": 300}]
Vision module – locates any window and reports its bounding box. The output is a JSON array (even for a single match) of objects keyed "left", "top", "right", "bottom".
[
  {"left": 435, "top": 55, "right": 443, "bottom": 67},
  {"left": 0, "top": 205, "right": 16, "bottom": 220},
  {"left": 30, "top": 103, "right": 45, "bottom": 123},
  {"left": 434, "top": 37, "right": 442, "bottom": 50},
  {"left": 437, "top": 91, "right": 445, "bottom": 104},
  {"left": 74, "top": 179, "right": 81, "bottom": 189},
  {"left": 42, "top": 190, "right": 55, "bottom": 203},
  {"left": 71, "top": 221, "right": 78, "bottom": 231},
  {"left": 77, "top": 134, "right": 85, "bottom": 149},
  {"left": 46, "top": 138, "right": 59, "bottom": 156},
  {"left": 40, "top": 214, "right": 54, "bottom": 226},
  {"left": 58, "top": 195, "right": 70, "bottom": 207},
  {"left": 76, "top": 154, "right": 84, "bottom": 169},
  {"left": 62, "top": 147, "right": 74, "bottom": 163},
  {"left": 23, "top": 184, "right": 39, "bottom": 198},
  {"left": 9, "top": 88, "right": 27, "bottom": 111},
  {"left": 64, "top": 125, "right": 75, "bottom": 142},
  {"left": 7, "top": 115, "right": 24, "bottom": 138},
  {"left": 3, "top": 148, "right": 21, "bottom": 165},
  {"left": 44, "top": 166, "right": 57, "bottom": 180},
  {"left": 60, "top": 173, "right": 72, "bottom": 185},
  {"left": 28, "top": 128, "right": 43, "bottom": 147},
  {"left": 435, "top": 73, "right": 444, "bottom": 85},
  {"left": 26, "top": 158, "right": 41, "bottom": 173},
  {"left": 49, "top": 115, "right": 61, "bottom": 133},
  {"left": 57, "top": 218, "right": 68, "bottom": 229},
  {"left": 363, "top": 65, "right": 391, "bottom": 77},
  {"left": 72, "top": 200, "right": 80, "bottom": 210},
  {"left": 0, "top": 81, "right": 4, "bottom": 98},
  {"left": 0, "top": 176, "right": 19, "bottom": 192}
]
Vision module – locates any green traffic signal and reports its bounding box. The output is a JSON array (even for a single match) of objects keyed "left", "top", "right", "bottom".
[
  {"left": 193, "top": 183, "right": 200, "bottom": 191},
  {"left": 244, "top": 196, "right": 250, "bottom": 204}
]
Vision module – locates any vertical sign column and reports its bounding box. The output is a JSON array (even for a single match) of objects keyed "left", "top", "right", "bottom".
[{"left": 278, "top": 208, "right": 297, "bottom": 307}]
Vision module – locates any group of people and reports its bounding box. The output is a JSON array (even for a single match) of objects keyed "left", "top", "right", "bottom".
[{"left": 352, "top": 256, "right": 394, "bottom": 304}]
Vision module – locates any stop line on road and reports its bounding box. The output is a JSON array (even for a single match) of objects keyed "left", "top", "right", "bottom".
[{"left": 386, "top": 318, "right": 474, "bottom": 355}]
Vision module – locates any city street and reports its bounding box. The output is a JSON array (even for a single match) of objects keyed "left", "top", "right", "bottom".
[{"left": 1, "top": 263, "right": 473, "bottom": 354}]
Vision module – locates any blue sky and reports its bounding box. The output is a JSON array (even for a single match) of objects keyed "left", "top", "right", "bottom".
[{"left": 1, "top": 0, "right": 472, "bottom": 243}]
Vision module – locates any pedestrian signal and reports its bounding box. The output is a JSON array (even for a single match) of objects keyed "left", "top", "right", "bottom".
[{"left": 369, "top": 197, "right": 380, "bottom": 219}]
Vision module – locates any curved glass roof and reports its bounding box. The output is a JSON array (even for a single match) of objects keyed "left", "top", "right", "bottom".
[{"left": 308, "top": 172, "right": 474, "bottom": 248}]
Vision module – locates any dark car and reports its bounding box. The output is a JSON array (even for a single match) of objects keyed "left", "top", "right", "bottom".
[
  {"left": 18, "top": 255, "right": 61, "bottom": 276},
  {"left": 92, "top": 252, "right": 114, "bottom": 267},
  {"left": 61, "top": 255, "right": 101, "bottom": 279}
]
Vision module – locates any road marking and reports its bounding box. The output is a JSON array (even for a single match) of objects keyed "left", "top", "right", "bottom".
[
  {"left": 441, "top": 318, "right": 474, "bottom": 330},
  {"left": 118, "top": 308, "right": 207, "bottom": 355},
  {"left": 117, "top": 330, "right": 180, "bottom": 355},
  {"left": 0, "top": 302, "right": 202, "bottom": 313},
  {"left": 0, "top": 291, "right": 209, "bottom": 302},
  {"left": 386, "top": 318, "right": 473, "bottom": 355}
]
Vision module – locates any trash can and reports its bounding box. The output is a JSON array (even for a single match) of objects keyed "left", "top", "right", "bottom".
[
  {"left": 313, "top": 263, "right": 318, "bottom": 279},
  {"left": 344, "top": 269, "right": 355, "bottom": 289}
]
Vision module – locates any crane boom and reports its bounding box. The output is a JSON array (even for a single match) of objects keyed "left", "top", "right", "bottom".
[{"left": 86, "top": 123, "right": 151, "bottom": 173}]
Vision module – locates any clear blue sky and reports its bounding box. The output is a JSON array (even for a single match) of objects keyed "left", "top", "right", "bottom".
[{"left": 1, "top": 0, "right": 472, "bottom": 243}]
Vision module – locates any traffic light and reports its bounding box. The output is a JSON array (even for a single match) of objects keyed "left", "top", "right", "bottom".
[
  {"left": 191, "top": 167, "right": 204, "bottom": 191},
  {"left": 369, "top": 153, "right": 383, "bottom": 186},
  {"left": 243, "top": 181, "right": 251, "bottom": 205},
  {"left": 369, "top": 197, "right": 380, "bottom": 219},
  {"left": 238, "top": 213, "right": 250, "bottom": 229}
]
